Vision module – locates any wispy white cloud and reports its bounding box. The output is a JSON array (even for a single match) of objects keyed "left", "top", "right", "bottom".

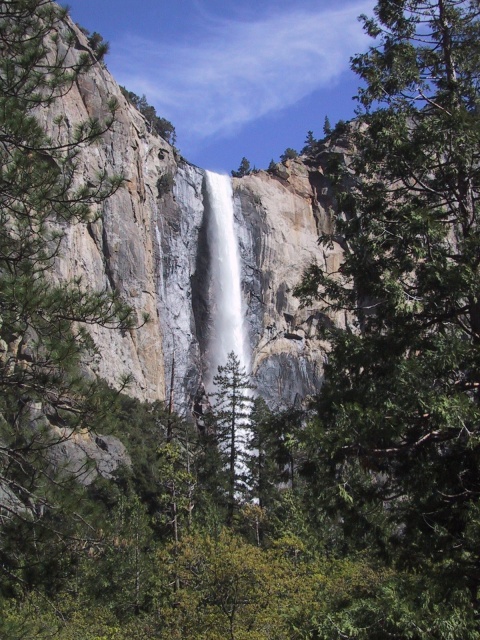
[{"left": 110, "top": 1, "right": 372, "bottom": 141}]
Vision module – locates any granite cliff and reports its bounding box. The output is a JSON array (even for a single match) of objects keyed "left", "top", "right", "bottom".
[{"left": 49, "top": 18, "right": 346, "bottom": 415}]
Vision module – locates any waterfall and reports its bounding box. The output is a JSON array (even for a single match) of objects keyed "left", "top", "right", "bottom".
[
  {"left": 204, "top": 170, "right": 252, "bottom": 493},
  {"left": 204, "top": 171, "right": 250, "bottom": 389}
]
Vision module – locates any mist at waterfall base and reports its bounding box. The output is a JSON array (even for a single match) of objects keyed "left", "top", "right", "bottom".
[{"left": 204, "top": 171, "right": 253, "bottom": 478}]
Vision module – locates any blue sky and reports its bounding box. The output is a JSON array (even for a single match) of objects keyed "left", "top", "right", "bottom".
[{"left": 65, "top": 0, "right": 374, "bottom": 173}]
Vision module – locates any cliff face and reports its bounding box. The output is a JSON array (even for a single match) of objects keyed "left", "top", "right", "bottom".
[
  {"left": 49, "top": 19, "right": 345, "bottom": 413},
  {"left": 50, "top": 20, "right": 179, "bottom": 403},
  {"left": 234, "top": 161, "right": 339, "bottom": 407}
]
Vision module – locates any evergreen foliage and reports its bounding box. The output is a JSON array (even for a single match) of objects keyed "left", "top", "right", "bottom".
[
  {"left": 296, "top": 0, "right": 480, "bottom": 621},
  {"left": 210, "top": 352, "right": 254, "bottom": 524},
  {"left": 279, "top": 147, "right": 298, "bottom": 162},
  {"left": 5, "top": 1, "right": 480, "bottom": 637},
  {"left": 267, "top": 158, "right": 277, "bottom": 172},
  {"left": 0, "top": 0, "right": 136, "bottom": 594},
  {"left": 231, "top": 156, "right": 252, "bottom": 177},
  {"left": 77, "top": 26, "right": 110, "bottom": 62},
  {"left": 120, "top": 87, "right": 176, "bottom": 144},
  {"left": 301, "top": 130, "right": 318, "bottom": 155},
  {"left": 323, "top": 115, "right": 332, "bottom": 136},
  {"left": 246, "top": 398, "right": 277, "bottom": 509}
]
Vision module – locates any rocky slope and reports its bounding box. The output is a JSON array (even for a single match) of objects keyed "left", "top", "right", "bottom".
[{"left": 48, "top": 18, "right": 346, "bottom": 415}]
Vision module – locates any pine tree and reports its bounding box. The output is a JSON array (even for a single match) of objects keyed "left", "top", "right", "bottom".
[
  {"left": 296, "top": 0, "right": 480, "bottom": 613},
  {"left": 0, "top": 0, "right": 137, "bottom": 592},
  {"left": 248, "top": 401, "right": 306, "bottom": 503},
  {"left": 301, "top": 130, "right": 317, "bottom": 155},
  {"left": 247, "top": 398, "right": 275, "bottom": 509},
  {"left": 267, "top": 159, "right": 277, "bottom": 173},
  {"left": 323, "top": 115, "right": 332, "bottom": 136},
  {"left": 210, "top": 352, "right": 254, "bottom": 525},
  {"left": 231, "top": 157, "right": 251, "bottom": 178},
  {"left": 279, "top": 147, "right": 298, "bottom": 163}
]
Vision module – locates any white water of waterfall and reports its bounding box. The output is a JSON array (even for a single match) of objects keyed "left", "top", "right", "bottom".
[
  {"left": 205, "top": 171, "right": 250, "bottom": 388},
  {"left": 204, "top": 171, "right": 252, "bottom": 488}
]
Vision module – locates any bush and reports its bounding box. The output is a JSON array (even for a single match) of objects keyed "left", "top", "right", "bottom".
[
  {"left": 231, "top": 156, "right": 252, "bottom": 177},
  {"left": 280, "top": 147, "right": 298, "bottom": 162},
  {"left": 157, "top": 173, "right": 174, "bottom": 198}
]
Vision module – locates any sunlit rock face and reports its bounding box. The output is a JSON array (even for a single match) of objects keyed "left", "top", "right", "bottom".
[
  {"left": 232, "top": 159, "right": 341, "bottom": 409},
  {"left": 171, "top": 157, "right": 345, "bottom": 411},
  {"left": 46, "top": 17, "right": 346, "bottom": 413},
  {"left": 47, "top": 19, "right": 178, "bottom": 404}
]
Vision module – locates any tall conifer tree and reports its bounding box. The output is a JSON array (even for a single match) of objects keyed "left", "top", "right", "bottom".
[
  {"left": 0, "top": 0, "right": 137, "bottom": 590},
  {"left": 211, "top": 352, "right": 254, "bottom": 525},
  {"left": 296, "top": 0, "right": 480, "bottom": 609}
]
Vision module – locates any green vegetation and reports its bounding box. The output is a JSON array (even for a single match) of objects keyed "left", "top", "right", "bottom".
[
  {"left": 156, "top": 171, "right": 174, "bottom": 198},
  {"left": 0, "top": 0, "right": 136, "bottom": 605},
  {"left": 231, "top": 156, "right": 253, "bottom": 177},
  {"left": 267, "top": 158, "right": 277, "bottom": 172},
  {"left": 279, "top": 147, "right": 298, "bottom": 162},
  {"left": 2, "top": 0, "right": 480, "bottom": 638},
  {"left": 120, "top": 87, "right": 176, "bottom": 145},
  {"left": 77, "top": 26, "right": 110, "bottom": 62},
  {"left": 296, "top": 0, "right": 480, "bottom": 633},
  {"left": 323, "top": 115, "right": 332, "bottom": 136},
  {"left": 301, "top": 130, "right": 318, "bottom": 155},
  {"left": 209, "top": 352, "right": 254, "bottom": 523}
]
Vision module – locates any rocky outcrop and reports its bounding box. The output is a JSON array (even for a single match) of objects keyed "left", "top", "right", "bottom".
[
  {"left": 49, "top": 427, "right": 131, "bottom": 486},
  {"left": 233, "top": 158, "right": 343, "bottom": 408},
  {"left": 45, "top": 18, "right": 347, "bottom": 414},
  {"left": 157, "top": 163, "right": 206, "bottom": 410}
]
